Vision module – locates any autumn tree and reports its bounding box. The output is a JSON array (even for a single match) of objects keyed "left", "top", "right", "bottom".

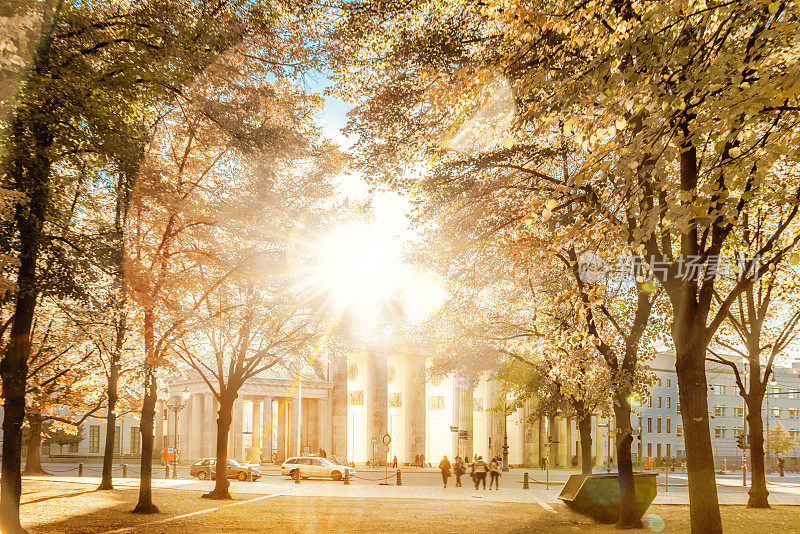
[
  {"left": 126, "top": 31, "right": 335, "bottom": 505},
  {"left": 333, "top": 3, "right": 800, "bottom": 532},
  {"left": 0, "top": 0, "right": 275, "bottom": 528},
  {"left": 709, "top": 240, "right": 800, "bottom": 508},
  {"left": 21, "top": 303, "right": 106, "bottom": 474},
  {"left": 767, "top": 421, "right": 800, "bottom": 459}
]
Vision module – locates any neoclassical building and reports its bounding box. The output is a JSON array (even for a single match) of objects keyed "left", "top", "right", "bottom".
[{"left": 159, "top": 342, "right": 615, "bottom": 468}]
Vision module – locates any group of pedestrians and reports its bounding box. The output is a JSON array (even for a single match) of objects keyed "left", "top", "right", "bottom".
[{"left": 438, "top": 454, "right": 503, "bottom": 490}]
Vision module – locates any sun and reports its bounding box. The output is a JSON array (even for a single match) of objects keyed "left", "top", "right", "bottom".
[
  {"left": 311, "top": 222, "right": 447, "bottom": 326},
  {"left": 312, "top": 223, "right": 404, "bottom": 317}
]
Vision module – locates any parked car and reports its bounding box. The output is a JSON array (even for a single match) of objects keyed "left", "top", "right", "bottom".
[
  {"left": 281, "top": 456, "right": 355, "bottom": 481},
  {"left": 190, "top": 458, "right": 261, "bottom": 481}
]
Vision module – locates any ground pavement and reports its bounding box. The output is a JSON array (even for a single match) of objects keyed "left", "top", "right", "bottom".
[{"left": 17, "top": 477, "right": 800, "bottom": 533}]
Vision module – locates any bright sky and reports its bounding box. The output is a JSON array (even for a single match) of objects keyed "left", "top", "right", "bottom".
[{"left": 308, "top": 76, "right": 447, "bottom": 326}]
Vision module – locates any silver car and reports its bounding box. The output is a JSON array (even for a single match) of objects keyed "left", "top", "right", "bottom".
[{"left": 281, "top": 456, "right": 355, "bottom": 481}]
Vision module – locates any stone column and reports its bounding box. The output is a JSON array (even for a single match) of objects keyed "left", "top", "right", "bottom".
[
  {"left": 154, "top": 399, "right": 164, "bottom": 456},
  {"left": 251, "top": 397, "right": 261, "bottom": 463},
  {"left": 180, "top": 399, "right": 191, "bottom": 460},
  {"left": 203, "top": 394, "right": 216, "bottom": 458},
  {"left": 367, "top": 350, "right": 388, "bottom": 465},
  {"left": 277, "top": 397, "right": 288, "bottom": 462},
  {"left": 189, "top": 394, "right": 202, "bottom": 461},
  {"left": 465, "top": 386, "right": 474, "bottom": 461},
  {"left": 452, "top": 378, "right": 461, "bottom": 458},
  {"left": 289, "top": 397, "right": 300, "bottom": 456},
  {"left": 262, "top": 397, "right": 273, "bottom": 463},
  {"left": 409, "top": 356, "right": 426, "bottom": 463},
  {"left": 317, "top": 397, "right": 331, "bottom": 454},
  {"left": 330, "top": 354, "right": 348, "bottom": 460},
  {"left": 232, "top": 397, "right": 243, "bottom": 461}
]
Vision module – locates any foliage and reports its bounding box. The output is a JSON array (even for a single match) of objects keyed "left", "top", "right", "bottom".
[{"left": 767, "top": 420, "right": 800, "bottom": 457}]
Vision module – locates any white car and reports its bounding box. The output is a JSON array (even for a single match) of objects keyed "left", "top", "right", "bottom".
[{"left": 281, "top": 456, "right": 355, "bottom": 481}]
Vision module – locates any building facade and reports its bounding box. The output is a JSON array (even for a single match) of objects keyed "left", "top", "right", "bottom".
[{"left": 6, "top": 349, "right": 799, "bottom": 468}]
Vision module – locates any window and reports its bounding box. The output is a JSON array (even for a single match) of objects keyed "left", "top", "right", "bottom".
[
  {"left": 473, "top": 398, "right": 483, "bottom": 412},
  {"left": 647, "top": 396, "right": 653, "bottom": 408},
  {"left": 735, "top": 407, "right": 744, "bottom": 418},
  {"left": 715, "top": 406, "right": 726, "bottom": 417},
  {"left": 657, "top": 397, "right": 663, "bottom": 409},
  {"left": 113, "top": 426, "right": 121, "bottom": 455},
  {"left": 666, "top": 379, "right": 671, "bottom": 387},
  {"left": 677, "top": 425, "right": 683, "bottom": 437},
  {"left": 789, "top": 391, "right": 800, "bottom": 400},
  {"left": 428, "top": 396, "right": 445, "bottom": 410},
  {"left": 790, "top": 409, "right": 799, "bottom": 420},
  {"left": 68, "top": 442, "right": 79, "bottom": 453},
  {"left": 666, "top": 419, "right": 671, "bottom": 434},
  {"left": 657, "top": 418, "right": 662, "bottom": 433},
  {"left": 647, "top": 418, "right": 652, "bottom": 433},
  {"left": 656, "top": 378, "right": 662, "bottom": 387},
  {"left": 677, "top": 403, "right": 681, "bottom": 414},
  {"left": 772, "top": 408, "right": 781, "bottom": 418},
  {"left": 348, "top": 390, "right": 364, "bottom": 405},
  {"left": 389, "top": 392, "right": 402, "bottom": 408},
  {"left": 130, "top": 428, "right": 140, "bottom": 455},
  {"left": 734, "top": 427, "right": 743, "bottom": 436},
  {"left": 89, "top": 425, "right": 100, "bottom": 453},
  {"left": 667, "top": 397, "right": 671, "bottom": 409},
  {"left": 790, "top": 430, "right": 800, "bottom": 439},
  {"left": 666, "top": 444, "right": 671, "bottom": 457},
  {"left": 714, "top": 427, "right": 726, "bottom": 439},
  {"left": 647, "top": 443, "right": 652, "bottom": 457},
  {"left": 657, "top": 443, "right": 662, "bottom": 458},
  {"left": 712, "top": 385, "right": 724, "bottom": 395}
]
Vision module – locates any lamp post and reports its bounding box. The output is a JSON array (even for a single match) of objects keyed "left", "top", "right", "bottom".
[
  {"left": 501, "top": 396, "right": 509, "bottom": 471},
  {"left": 169, "top": 387, "right": 190, "bottom": 479}
]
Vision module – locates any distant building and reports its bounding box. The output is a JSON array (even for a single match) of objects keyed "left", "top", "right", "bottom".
[{"left": 4, "top": 349, "right": 799, "bottom": 469}]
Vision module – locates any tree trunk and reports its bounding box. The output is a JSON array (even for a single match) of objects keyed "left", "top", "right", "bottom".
[
  {"left": 614, "top": 393, "right": 642, "bottom": 528},
  {"left": 133, "top": 310, "right": 158, "bottom": 514},
  {"left": 675, "top": 337, "right": 722, "bottom": 534},
  {"left": 1, "top": 91, "right": 54, "bottom": 534},
  {"left": 577, "top": 414, "right": 593, "bottom": 475},
  {"left": 22, "top": 414, "right": 46, "bottom": 475},
  {"left": 98, "top": 371, "right": 118, "bottom": 490},
  {"left": 747, "top": 398, "right": 769, "bottom": 508},
  {"left": 98, "top": 307, "right": 126, "bottom": 490},
  {"left": 204, "top": 393, "right": 234, "bottom": 500}
]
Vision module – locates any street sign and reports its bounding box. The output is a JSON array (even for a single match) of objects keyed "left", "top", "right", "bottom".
[
  {"left": 449, "top": 425, "right": 458, "bottom": 432},
  {"left": 382, "top": 433, "right": 391, "bottom": 446}
]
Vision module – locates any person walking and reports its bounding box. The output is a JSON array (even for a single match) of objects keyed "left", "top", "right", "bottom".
[
  {"left": 392, "top": 456, "right": 398, "bottom": 469},
  {"left": 473, "top": 456, "right": 488, "bottom": 490},
  {"left": 439, "top": 456, "right": 452, "bottom": 488},
  {"left": 489, "top": 457, "right": 501, "bottom": 490},
  {"left": 415, "top": 454, "right": 420, "bottom": 467},
  {"left": 454, "top": 455, "right": 465, "bottom": 487}
]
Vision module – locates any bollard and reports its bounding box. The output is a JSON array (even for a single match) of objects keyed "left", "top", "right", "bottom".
[
  {"left": 343, "top": 469, "right": 350, "bottom": 485},
  {"left": 123, "top": 464, "right": 128, "bottom": 478},
  {"left": 165, "top": 464, "right": 170, "bottom": 479},
  {"left": 396, "top": 469, "right": 402, "bottom": 486},
  {"left": 523, "top": 472, "right": 530, "bottom": 489},
  {"left": 78, "top": 463, "right": 83, "bottom": 477},
  {"left": 293, "top": 469, "right": 300, "bottom": 484}
]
